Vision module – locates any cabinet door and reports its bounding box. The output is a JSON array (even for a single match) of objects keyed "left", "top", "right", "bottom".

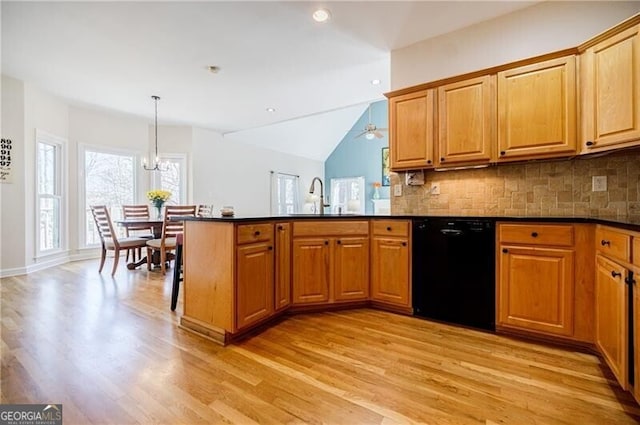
[
  {"left": 582, "top": 25, "right": 640, "bottom": 152},
  {"left": 633, "top": 271, "right": 640, "bottom": 403},
  {"left": 275, "top": 223, "right": 291, "bottom": 311},
  {"left": 438, "top": 75, "right": 495, "bottom": 166},
  {"left": 595, "top": 254, "right": 628, "bottom": 390},
  {"left": 498, "top": 245, "right": 574, "bottom": 336},
  {"left": 236, "top": 242, "right": 274, "bottom": 329},
  {"left": 292, "top": 238, "right": 329, "bottom": 304},
  {"left": 497, "top": 56, "right": 577, "bottom": 161},
  {"left": 388, "top": 89, "right": 435, "bottom": 170},
  {"left": 334, "top": 237, "right": 369, "bottom": 301},
  {"left": 370, "top": 237, "right": 410, "bottom": 307}
]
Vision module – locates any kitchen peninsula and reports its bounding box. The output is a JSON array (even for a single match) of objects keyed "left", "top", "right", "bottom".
[{"left": 179, "top": 213, "right": 640, "bottom": 404}]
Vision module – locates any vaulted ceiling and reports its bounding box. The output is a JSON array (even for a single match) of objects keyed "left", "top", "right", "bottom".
[{"left": 2, "top": 1, "right": 538, "bottom": 160}]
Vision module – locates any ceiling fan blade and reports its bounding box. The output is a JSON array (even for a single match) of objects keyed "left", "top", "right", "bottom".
[
  {"left": 374, "top": 131, "right": 384, "bottom": 139},
  {"left": 377, "top": 128, "right": 388, "bottom": 132}
]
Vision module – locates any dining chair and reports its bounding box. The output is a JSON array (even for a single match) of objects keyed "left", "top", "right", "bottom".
[
  {"left": 90, "top": 205, "right": 150, "bottom": 276},
  {"left": 121, "top": 204, "right": 154, "bottom": 262},
  {"left": 197, "top": 204, "right": 213, "bottom": 217},
  {"left": 146, "top": 205, "right": 197, "bottom": 275}
]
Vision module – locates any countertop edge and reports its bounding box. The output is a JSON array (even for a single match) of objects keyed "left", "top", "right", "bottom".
[{"left": 177, "top": 214, "right": 640, "bottom": 231}]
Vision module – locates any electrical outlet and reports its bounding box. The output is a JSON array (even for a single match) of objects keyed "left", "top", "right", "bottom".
[
  {"left": 393, "top": 184, "right": 402, "bottom": 196},
  {"left": 592, "top": 175, "right": 607, "bottom": 192},
  {"left": 430, "top": 183, "right": 440, "bottom": 195}
]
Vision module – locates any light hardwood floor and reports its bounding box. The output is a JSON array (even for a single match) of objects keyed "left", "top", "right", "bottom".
[{"left": 2, "top": 259, "right": 640, "bottom": 424}]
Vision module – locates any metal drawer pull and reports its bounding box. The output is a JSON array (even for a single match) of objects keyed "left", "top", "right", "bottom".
[
  {"left": 601, "top": 240, "right": 610, "bottom": 246},
  {"left": 386, "top": 226, "right": 392, "bottom": 231},
  {"left": 254, "top": 230, "right": 261, "bottom": 236},
  {"left": 531, "top": 232, "right": 538, "bottom": 237},
  {"left": 611, "top": 271, "right": 622, "bottom": 278},
  {"left": 502, "top": 248, "right": 509, "bottom": 254}
]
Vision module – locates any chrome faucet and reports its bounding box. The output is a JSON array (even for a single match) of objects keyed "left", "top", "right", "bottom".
[{"left": 309, "top": 177, "right": 330, "bottom": 215}]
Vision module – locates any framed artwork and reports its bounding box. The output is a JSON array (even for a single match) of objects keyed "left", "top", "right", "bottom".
[{"left": 381, "top": 147, "right": 390, "bottom": 186}]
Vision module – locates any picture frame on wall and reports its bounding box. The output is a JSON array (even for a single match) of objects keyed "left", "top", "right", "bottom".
[{"left": 381, "top": 147, "right": 390, "bottom": 186}]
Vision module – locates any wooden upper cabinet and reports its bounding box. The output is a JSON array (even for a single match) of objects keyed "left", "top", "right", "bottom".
[
  {"left": 497, "top": 55, "right": 577, "bottom": 161},
  {"left": 437, "top": 75, "right": 496, "bottom": 167},
  {"left": 388, "top": 89, "right": 435, "bottom": 170},
  {"left": 581, "top": 24, "right": 640, "bottom": 152}
]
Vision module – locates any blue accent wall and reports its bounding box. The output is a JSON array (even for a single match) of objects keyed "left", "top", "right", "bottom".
[{"left": 325, "top": 100, "right": 389, "bottom": 214}]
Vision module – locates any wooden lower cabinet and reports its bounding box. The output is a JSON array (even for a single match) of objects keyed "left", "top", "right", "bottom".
[
  {"left": 292, "top": 238, "right": 330, "bottom": 304},
  {"left": 275, "top": 223, "right": 291, "bottom": 311},
  {"left": 595, "top": 254, "right": 629, "bottom": 390},
  {"left": 498, "top": 245, "right": 575, "bottom": 337},
  {"left": 371, "top": 237, "right": 410, "bottom": 307},
  {"left": 633, "top": 269, "right": 640, "bottom": 403},
  {"left": 236, "top": 242, "right": 274, "bottom": 329},
  {"left": 334, "top": 237, "right": 369, "bottom": 301}
]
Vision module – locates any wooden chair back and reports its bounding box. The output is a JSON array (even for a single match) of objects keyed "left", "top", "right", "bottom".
[
  {"left": 122, "top": 204, "right": 153, "bottom": 234},
  {"left": 162, "top": 205, "right": 197, "bottom": 239},
  {"left": 90, "top": 205, "right": 117, "bottom": 246}
]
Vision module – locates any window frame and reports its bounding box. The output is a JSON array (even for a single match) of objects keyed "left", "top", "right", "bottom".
[
  {"left": 78, "top": 143, "right": 139, "bottom": 248},
  {"left": 271, "top": 172, "right": 300, "bottom": 215},
  {"left": 150, "top": 153, "right": 188, "bottom": 205},
  {"left": 34, "top": 129, "right": 67, "bottom": 258}
]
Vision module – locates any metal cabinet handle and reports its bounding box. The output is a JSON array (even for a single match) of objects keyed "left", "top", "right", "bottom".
[
  {"left": 611, "top": 270, "right": 622, "bottom": 278},
  {"left": 586, "top": 141, "right": 594, "bottom": 146},
  {"left": 254, "top": 230, "right": 261, "bottom": 236},
  {"left": 502, "top": 248, "right": 509, "bottom": 254},
  {"left": 601, "top": 240, "right": 610, "bottom": 246},
  {"left": 531, "top": 232, "right": 538, "bottom": 237},
  {"left": 386, "top": 226, "right": 392, "bottom": 231},
  {"left": 427, "top": 160, "right": 432, "bottom": 164},
  {"left": 500, "top": 151, "right": 506, "bottom": 156},
  {"left": 324, "top": 240, "right": 329, "bottom": 245},
  {"left": 337, "top": 240, "right": 342, "bottom": 245},
  {"left": 268, "top": 246, "right": 273, "bottom": 251},
  {"left": 440, "top": 157, "right": 445, "bottom": 162},
  {"left": 277, "top": 225, "right": 283, "bottom": 231},
  {"left": 402, "top": 242, "right": 407, "bottom": 247}
]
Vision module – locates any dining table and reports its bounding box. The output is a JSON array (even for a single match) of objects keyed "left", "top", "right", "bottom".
[{"left": 115, "top": 218, "right": 166, "bottom": 270}]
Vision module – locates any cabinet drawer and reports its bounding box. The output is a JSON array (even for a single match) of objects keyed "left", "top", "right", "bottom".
[
  {"left": 499, "top": 224, "right": 574, "bottom": 246},
  {"left": 293, "top": 221, "right": 369, "bottom": 237},
  {"left": 237, "top": 223, "right": 273, "bottom": 245},
  {"left": 596, "top": 226, "right": 631, "bottom": 263},
  {"left": 371, "top": 220, "right": 409, "bottom": 237}
]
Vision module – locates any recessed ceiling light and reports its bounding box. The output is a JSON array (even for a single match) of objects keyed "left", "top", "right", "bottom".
[
  {"left": 312, "top": 8, "right": 331, "bottom": 23},
  {"left": 266, "top": 107, "right": 276, "bottom": 113},
  {"left": 370, "top": 79, "right": 381, "bottom": 85},
  {"left": 208, "top": 65, "right": 220, "bottom": 74}
]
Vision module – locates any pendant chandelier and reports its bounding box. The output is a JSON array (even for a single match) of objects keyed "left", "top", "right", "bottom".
[{"left": 142, "top": 95, "right": 167, "bottom": 171}]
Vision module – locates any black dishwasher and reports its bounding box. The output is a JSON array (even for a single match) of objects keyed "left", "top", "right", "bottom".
[{"left": 412, "top": 218, "right": 496, "bottom": 331}]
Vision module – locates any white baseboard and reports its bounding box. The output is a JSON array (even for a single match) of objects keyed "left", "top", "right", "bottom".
[{"left": 0, "top": 248, "right": 101, "bottom": 278}]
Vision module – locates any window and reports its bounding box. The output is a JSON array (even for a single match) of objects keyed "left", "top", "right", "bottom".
[
  {"left": 330, "top": 177, "right": 365, "bottom": 214},
  {"left": 81, "top": 146, "right": 136, "bottom": 246},
  {"left": 271, "top": 172, "right": 300, "bottom": 215},
  {"left": 36, "top": 131, "right": 66, "bottom": 256},
  {"left": 152, "top": 154, "right": 187, "bottom": 205}
]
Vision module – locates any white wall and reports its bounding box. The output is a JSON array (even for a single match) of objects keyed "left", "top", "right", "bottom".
[
  {"left": 391, "top": 1, "right": 640, "bottom": 89},
  {"left": 23, "top": 83, "right": 70, "bottom": 269},
  {"left": 1, "top": 76, "right": 26, "bottom": 272},
  {"left": 192, "top": 127, "right": 324, "bottom": 217}
]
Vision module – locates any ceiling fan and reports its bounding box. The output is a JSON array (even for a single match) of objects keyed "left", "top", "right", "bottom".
[{"left": 354, "top": 104, "right": 387, "bottom": 140}]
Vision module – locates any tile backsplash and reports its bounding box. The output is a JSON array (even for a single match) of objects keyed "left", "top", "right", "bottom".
[{"left": 390, "top": 151, "right": 640, "bottom": 220}]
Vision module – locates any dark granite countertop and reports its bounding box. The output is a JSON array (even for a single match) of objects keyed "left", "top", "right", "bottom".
[{"left": 180, "top": 214, "right": 640, "bottom": 232}]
